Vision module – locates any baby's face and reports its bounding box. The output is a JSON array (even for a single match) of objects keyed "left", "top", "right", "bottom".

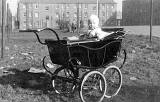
[
  {"left": 88, "top": 20, "right": 93, "bottom": 29},
  {"left": 88, "top": 19, "right": 99, "bottom": 30}
]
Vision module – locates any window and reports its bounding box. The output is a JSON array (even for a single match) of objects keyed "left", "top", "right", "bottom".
[
  {"left": 66, "top": 12, "right": 70, "bottom": 17},
  {"left": 111, "top": 5, "right": 114, "bottom": 9},
  {"left": 23, "top": 21, "right": 26, "bottom": 27},
  {"left": 62, "top": 5, "right": 63, "bottom": 9},
  {"left": 22, "top": 4, "right": 26, "bottom": 9},
  {"left": 35, "top": 4, "right": 38, "bottom": 9},
  {"left": 79, "top": 5, "right": 81, "bottom": 9},
  {"left": 102, "top": 4, "right": 105, "bottom": 9},
  {"left": 84, "top": 4, "right": 88, "bottom": 9},
  {"left": 93, "top": 6, "right": 96, "bottom": 10},
  {"left": 45, "top": 6, "right": 49, "bottom": 11},
  {"left": 35, "top": 12, "right": 39, "bottom": 18},
  {"left": 102, "top": 11, "right": 105, "bottom": 17},
  {"left": 24, "top": 12, "right": 26, "bottom": 17},
  {"left": 56, "top": 13, "right": 59, "bottom": 18},
  {"left": 56, "top": 5, "right": 59, "bottom": 9},
  {"left": 35, "top": 21, "right": 39, "bottom": 28},
  {"left": 106, "top": 12, "right": 109, "bottom": 17},
  {"left": 63, "top": 13, "right": 65, "bottom": 17},
  {"left": 29, "top": 4, "right": 32, "bottom": 9},
  {"left": 29, "top": 12, "right": 32, "bottom": 17},
  {"left": 46, "top": 16, "right": 49, "bottom": 20},
  {"left": 84, "top": 12, "right": 88, "bottom": 17},
  {"left": 74, "top": 5, "right": 76, "bottom": 9},
  {"left": 74, "top": 12, "right": 77, "bottom": 18},
  {"left": 29, "top": 22, "right": 32, "bottom": 27},
  {"left": 106, "top": 5, "right": 109, "bottom": 9},
  {"left": 66, "top": 4, "right": 69, "bottom": 9}
]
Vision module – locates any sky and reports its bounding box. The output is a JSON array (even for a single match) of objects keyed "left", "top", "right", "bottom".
[{"left": 7, "top": 0, "right": 123, "bottom": 16}]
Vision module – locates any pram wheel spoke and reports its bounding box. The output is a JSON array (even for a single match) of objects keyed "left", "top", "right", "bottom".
[
  {"left": 103, "top": 65, "right": 122, "bottom": 98},
  {"left": 80, "top": 71, "right": 106, "bottom": 102},
  {"left": 52, "top": 67, "right": 76, "bottom": 95}
]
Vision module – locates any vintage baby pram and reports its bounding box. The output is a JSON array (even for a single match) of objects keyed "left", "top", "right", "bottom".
[{"left": 21, "top": 27, "right": 126, "bottom": 102}]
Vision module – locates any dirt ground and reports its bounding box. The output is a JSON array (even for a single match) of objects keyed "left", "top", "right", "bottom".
[{"left": 0, "top": 30, "right": 160, "bottom": 102}]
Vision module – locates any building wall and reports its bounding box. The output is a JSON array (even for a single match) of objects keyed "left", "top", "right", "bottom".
[
  {"left": 122, "top": 0, "right": 160, "bottom": 26},
  {"left": 0, "top": 0, "right": 11, "bottom": 32},
  {"left": 6, "top": 3, "right": 12, "bottom": 33},
  {"left": 18, "top": 3, "right": 26, "bottom": 30},
  {"left": 18, "top": 2, "right": 117, "bottom": 30}
]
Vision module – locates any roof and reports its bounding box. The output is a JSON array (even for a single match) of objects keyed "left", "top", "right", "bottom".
[{"left": 20, "top": 0, "right": 116, "bottom": 4}]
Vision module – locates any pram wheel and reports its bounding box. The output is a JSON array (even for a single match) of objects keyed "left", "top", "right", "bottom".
[
  {"left": 117, "top": 48, "right": 126, "bottom": 69},
  {"left": 52, "top": 67, "right": 75, "bottom": 95},
  {"left": 103, "top": 65, "right": 122, "bottom": 98},
  {"left": 112, "top": 48, "right": 126, "bottom": 69},
  {"left": 80, "top": 71, "right": 106, "bottom": 102}
]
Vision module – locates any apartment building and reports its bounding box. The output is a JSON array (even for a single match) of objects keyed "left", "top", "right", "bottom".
[
  {"left": 0, "top": 0, "right": 12, "bottom": 32},
  {"left": 18, "top": 0, "right": 117, "bottom": 30}
]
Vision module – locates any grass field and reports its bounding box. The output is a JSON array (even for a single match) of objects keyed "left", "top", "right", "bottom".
[
  {"left": 102, "top": 25, "right": 160, "bottom": 37},
  {"left": 0, "top": 29, "right": 160, "bottom": 102},
  {"left": 123, "top": 26, "right": 160, "bottom": 37}
]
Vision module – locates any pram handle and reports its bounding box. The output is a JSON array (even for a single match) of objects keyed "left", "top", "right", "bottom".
[{"left": 19, "top": 28, "right": 60, "bottom": 45}]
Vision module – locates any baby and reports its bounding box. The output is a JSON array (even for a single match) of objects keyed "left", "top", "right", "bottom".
[
  {"left": 66, "top": 14, "right": 111, "bottom": 41},
  {"left": 86, "top": 14, "right": 111, "bottom": 40}
]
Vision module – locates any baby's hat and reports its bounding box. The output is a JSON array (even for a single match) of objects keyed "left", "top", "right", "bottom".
[{"left": 89, "top": 14, "right": 99, "bottom": 27}]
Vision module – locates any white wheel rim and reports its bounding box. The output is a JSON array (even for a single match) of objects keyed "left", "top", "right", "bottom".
[
  {"left": 80, "top": 71, "right": 107, "bottom": 102},
  {"left": 103, "top": 65, "right": 122, "bottom": 98}
]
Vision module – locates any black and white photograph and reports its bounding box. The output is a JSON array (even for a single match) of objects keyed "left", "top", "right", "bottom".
[{"left": 0, "top": 0, "right": 160, "bottom": 102}]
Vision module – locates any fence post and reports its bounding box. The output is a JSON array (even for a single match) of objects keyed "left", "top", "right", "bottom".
[
  {"left": 150, "top": 0, "right": 153, "bottom": 43},
  {"left": 1, "top": 0, "right": 5, "bottom": 58}
]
